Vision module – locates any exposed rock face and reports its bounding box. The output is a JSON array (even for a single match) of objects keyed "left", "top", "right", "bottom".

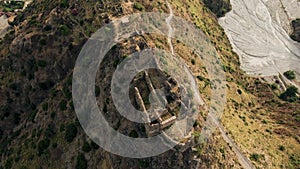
[{"left": 291, "top": 19, "right": 300, "bottom": 43}]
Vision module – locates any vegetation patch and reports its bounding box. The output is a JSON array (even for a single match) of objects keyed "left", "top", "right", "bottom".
[
  {"left": 59, "top": 25, "right": 71, "bottom": 36},
  {"left": 203, "top": 0, "right": 232, "bottom": 17},
  {"left": 37, "top": 138, "right": 50, "bottom": 155},
  {"left": 279, "top": 86, "right": 298, "bottom": 102},
  {"left": 291, "top": 19, "right": 300, "bottom": 43},
  {"left": 76, "top": 153, "right": 87, "bottom": 169},
  {"left": 0, "top": 1, "right": 24, "bottom": 12},
  {"left": 283, "top": 70, "right": 296, "bottom": 80},
  {"left": 250, "top": 153, "right": 264, "bottom": 162},
  {"left": 133, "top": 2, "right": 145, "bottom": 11},
  {"left": 65, "top": 123, "right": 77, "bottom": 142},
  {"left": 82, "top": 141, "right": 91, "bottom": 152}
]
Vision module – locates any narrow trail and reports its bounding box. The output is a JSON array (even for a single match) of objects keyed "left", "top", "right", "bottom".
[
  {"left": 166, "top": 0, "right": 175, "bottom": 55},
  {"left": 165, "top": 1, "right": 254, "bottom": 168},
  {"left": 208, "top": 114, "right": 255, "bottom": 169}
]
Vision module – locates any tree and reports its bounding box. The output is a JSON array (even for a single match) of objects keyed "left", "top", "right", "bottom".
[
  {"left": 65, "top": 123, "right": 77, "bottom": 142},
  {"left": 280, "top": 86, "right": 298, "bottom": 102},
  {"left": 133, "top": 2, "right": 145, "bottom": 11},
  {"left": 59, "top": 100, "right": 68, "bottom": 111},
  {"left": 0, "top": 128, "right": 3, "bottom": 140},
  {"left": 284, "top": 70, "right": 296, "bottom": 80},
  {"left": 82, "top": 142, "right": 91, "bottom": 152},
  {"left": 75, "top": 154, "right": 87, "bottom": 169},
  {"left": 38, "top": 139, "right": 50, "bottom": 155},
  {"left": 90, "top": 141, "right": 99, "bottom": 150},
  {"left": 250, "top": 153, "right": 261, "bottom": 162}
]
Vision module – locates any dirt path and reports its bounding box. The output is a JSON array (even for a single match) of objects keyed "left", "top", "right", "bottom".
[
  {"left": 218, "top": 127, "right": 255, "bottom": 169},
  {"left": 165, "top": 1, "right": 254, "bottom": 168},
  {"left": 166, "top": 0, "right": 175, "bottom": 55},
  {"left": 208, "top": 113, "right": 255, "bottom": 169}
]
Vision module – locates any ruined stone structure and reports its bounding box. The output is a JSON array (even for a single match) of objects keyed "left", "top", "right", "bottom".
[{"left": 133, "top": 70, "right": 185, "bottom": 137}]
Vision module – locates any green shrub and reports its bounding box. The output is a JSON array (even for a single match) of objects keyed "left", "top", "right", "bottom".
[
  {"left": 28, "top": 111, "right": 37, "bottom": 122},
  {"left": 2, "top": 1, "right": 24, "bottom": 12},
  {"left": 39, "top": 39, "right": 47, "bottom": 46},
  {"left": 237, "top": 89, "right": 242, "bottom": 95},
  {"left": 52, "top": 142, "right": 58, "bottom": 148},
  {"left": 43, "top": 25, "right": 52, "bottom": 32},
  {"left": 95, "top": 85, "right": 100, "bottom": 97},
  {"left": 38, "top": 80, "right": 54, "bottom": 90},
  {"left": 69, "top": 101, "right": 74, "bottom": 111},
  {"left": 59, "top": 100, "right": 67, "bottom": 111},
  {"left": 60, "top": 0, "right": 69, "bottom": 8},
  {"left": 37, "top": 60, "right": 47, "bottom": 67},
  {"left": 59, "top": 25, "right": 70, "bottom": 36},
  {"left": 44, "top": 125, "right": 55, "bottom": 139},
  {"left": 279, "top": 145, "right": 285, "bottom": 151},
  {"left": 13, "top": 112, "right": 20, "bottom": 125},
  {"left": 37, "top": 129, "right": 43, "bottom": 138},
  {"left": 250, "top": 153, "right": 262, "bottom": 162},
  {"left": 289, "top": 154, "right": 300, "bottom": 168},
  {"left": 37, "top": 139, "right": 50, "bottom": 155},
  {"left": 65, "top": 123, "right": 77, "bottom": 142},
  {"left": 42, "top": 103, "right": 48, "bottom": 111},
  {"left": 0, "top": 128, "right": 2, "bottom": 140},
  {"left": 203, "top": 0, "right": 231, "bottom": 17},
  {"left": 262, "top": 119, "right": 267, "bottom": 124},
  {"left": 279, "top": 86, "right": 298, "bottom": 102},
  {"left": 133, "top": 2, "right": 145, "bottom": 11},
  {"left": 82, "top": 141, "right": 91, "bottom": 152},
  {"left": 103, "top": 104, "right": 107, "bottom": 113},
  {"left": 50, "top": 112, "right": 56, "bottom": 119},
  {"left": 139, "top": 160, "right": 150, "bottom": 168},
  {"left": 270, "top": 83, "right": 278, "bottom": 90},
  {"left": 4, "top": 158, "right": 13, "bottom": 169},
  {"left": 90, "top": 141, "right": 99, "bottom": 150},
  {"left": 295, "top": 115, "right": 300, "bottom": 122},
  {"left": 191, "top": 59, "right": 196, "bottom": 65},
  {"left": 129, "top": 130, "right": 138, "bottom": 138},
  {"left": 60, "top": 124, "right": 65, "bottom": 132},
  {"left": 63, "top": 86, "right": 72, "bottom": 100},
  {"left": 283, "top": 70, "right": 296, "bottom": 80},
  {"left": 19, "top": 166, "right": 28, "bottom": 169},
  {"left": 75, "top": 154, "right": 87, "bottom": 169},
  {"left": 219, "top": 148, "right": 225, "bottom": 158}
]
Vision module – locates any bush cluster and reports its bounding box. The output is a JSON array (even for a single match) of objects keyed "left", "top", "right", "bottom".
[
  {"left": 283, "top": 70, "right": 296, "bottom": 80},
  {"left": 65, "top": 123, "right": 77, "bottom": 142}
]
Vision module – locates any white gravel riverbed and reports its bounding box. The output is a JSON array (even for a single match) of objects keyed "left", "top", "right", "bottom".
[{"left": 219, "top": 0, "right": 300, "bottom": 76}]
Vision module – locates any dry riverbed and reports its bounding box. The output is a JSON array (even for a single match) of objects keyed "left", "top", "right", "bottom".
[{"left": 219, "top": 0, "right": 300, "bottom": 78}]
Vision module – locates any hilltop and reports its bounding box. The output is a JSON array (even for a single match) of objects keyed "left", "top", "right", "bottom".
[{"left": 0, "top": 0, "right": 299, "bottom": 169}]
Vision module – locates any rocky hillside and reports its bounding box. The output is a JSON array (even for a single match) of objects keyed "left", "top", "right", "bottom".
[{"left": 0, "top": 0, "right": 299, "bottom": 169}]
